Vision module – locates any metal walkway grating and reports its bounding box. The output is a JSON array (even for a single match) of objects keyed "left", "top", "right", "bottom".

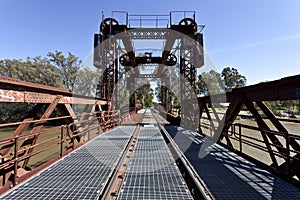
[
  {"left": 1, "top": 126, "right": 136, "bottom": 200},
  {"left": 165, "top": 125, "right": 300, "bottom": 200},
  {"left": 117, "top": 127, "right": 193, "bottom": 200}
]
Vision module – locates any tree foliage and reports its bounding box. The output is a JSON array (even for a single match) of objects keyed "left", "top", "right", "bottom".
[
  {"left": 221, "top": 67, "right": 247, "bottom": 92},
  {"left": 0, "top": 56, "right": 64, "bottom": 123},
  {"left": 135, "top": 80, "right": 154, "bottom": 108},
  {"left": 47, "top": 51, "right": 81, "bottom": 92},
  {"left": 197, "top": 67, "right": 246, "bottom": 96},
  {"left": 0, "top": 51, "right": 99, "bottom": 123},
  {"left": 197, "top": 70, "right": 224, "bottom": 96},
  {"left": 264, "top": 100, "right": 300, "bottom": 117},
  {"left": 72, "top": 67, "right": 98, "bottom": 97},
  {"left": 154, "top": 65, "right": 179, "bottom": 104},
  {"left": 0, "top": 57, "right": 63, "bottom": 87}
]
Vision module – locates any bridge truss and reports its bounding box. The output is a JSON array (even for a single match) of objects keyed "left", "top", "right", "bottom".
[
  {"left": 93, "top": 11, "right": 204, "bottom": 126},
  {"left": 194, "top": 75, "right": 300, "bottom": 183},
  {"left": 0, "top": 10, "right": 300, "bottom": 195}
]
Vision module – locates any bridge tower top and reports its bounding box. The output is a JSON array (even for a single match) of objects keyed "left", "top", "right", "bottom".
[
  {"left": 99, "top": 11, "right": 205, "bottom": 36},
  {"left": 94, "top": 11, "right": 205, "bottom": 115}
]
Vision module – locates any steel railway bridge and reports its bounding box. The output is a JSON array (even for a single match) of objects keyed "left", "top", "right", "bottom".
[{"left": 1, "top": 11, "right": 300, "bottom": 199}]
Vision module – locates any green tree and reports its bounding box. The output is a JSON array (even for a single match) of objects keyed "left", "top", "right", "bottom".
[
  {"left": 135, "top": 80, "right": 154, "bottom": 107},
  {"left": 0, "top": 51, "right": 84, "bottom": 123},
  {"left": 154, "top": 65, "right": 179, "bottom": 103},
  {"left": 0, "top": 58, "right": 34, "bottom": 81},
  {"left": 0, "top": 57, "right": 63, "bottom": 87},
  {"left": 0, "top": 58, "right": 62, "bottom": 123},
  {"left": 221, "top": 67, "right": 246, "bottom": 92},
  {"left": 197, "top": 67, "right": 246, "bottom": 96},
  {"left": 47, "top": 51, "right": 81, "bottom": 92},
  {"left": 29, "top": 56, "right": 63, "bottom": 87},
  {"left": 144, "top": 89, "right": 154, "bottom": 107},
  {"left": 197, "top": 70, "right": 224, "bottom": 96},
  {"left": 73, "top": 67, "right": 98, "bottom": 97}
]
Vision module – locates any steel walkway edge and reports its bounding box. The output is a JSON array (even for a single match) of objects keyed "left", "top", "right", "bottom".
[
  {"left": 165, "top": 125, "right": 300, "bottom": 200},
  {"left": 1, "top": 126, "right": 136, "bottom": 200}
]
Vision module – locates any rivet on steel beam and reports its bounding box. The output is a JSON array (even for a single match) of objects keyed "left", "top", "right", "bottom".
[
  {"left": 118, "top": 174, "right": 124, "bottom": 179},
  {"left": 111, "top": 191, "right": 118, "bottom": 197}
]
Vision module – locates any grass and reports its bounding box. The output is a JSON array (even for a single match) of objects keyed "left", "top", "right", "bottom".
[{"left": 0, "top": 124, "right": 102, "bottom": 169}]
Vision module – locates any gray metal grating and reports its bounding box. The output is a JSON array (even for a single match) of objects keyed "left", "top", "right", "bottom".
[
  {"left": 165, "top": 125, "right": 300, "bottom": 200},
  {"left": 1, "top": 126, "right": 136, "bottom": 200},
  {"left": 117, "top": 127, "right": 193, "bottom": 200}
]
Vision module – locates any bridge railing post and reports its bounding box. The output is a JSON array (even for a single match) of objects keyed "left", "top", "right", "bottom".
[
  {"left": 97, "top": 122, "right": 100, "bottom": 135},
  {"left": 239, "top": 124, "right": 242, "bottom": 153},
  {"left": 67, "top": 125, "right": 74, "bottom": 150},
  {"left": 60, "top": 126, "right": 64, "bottom": 158},
  {"left": 13, "top": 136, "right": 19, "bottom": 187},
  {"left": 285, "top": 132, "right": 290, "bottom": 176},
  {"left": 88, "top": 120, "right": 91, "bottom": 141}
]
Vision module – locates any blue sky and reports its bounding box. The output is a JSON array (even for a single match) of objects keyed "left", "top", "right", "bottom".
[{"left": 1, "top": 0, "right": 300, "bottom": 85}]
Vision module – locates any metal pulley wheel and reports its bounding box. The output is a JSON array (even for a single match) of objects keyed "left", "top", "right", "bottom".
[
  {"left": 179, "top": 18, "right": 197, "bottom": 32},
  {"left": 100, "top": 18, "right": 119, "bottom": 33},
  {"left": 119, "top": 53, "right": 131, "bottom": 66},
  {"left": 166, "top": 53, "right": 177, "bottom": 66}
]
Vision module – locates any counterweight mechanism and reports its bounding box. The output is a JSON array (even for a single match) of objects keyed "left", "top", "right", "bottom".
[{"left": 94, "top": 11, "right": 204, "bottom": 128}]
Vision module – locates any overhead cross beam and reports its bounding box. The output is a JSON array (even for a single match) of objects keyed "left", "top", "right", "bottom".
[{"left": 94, "top": 11, "right": 204, "bottom": 115}]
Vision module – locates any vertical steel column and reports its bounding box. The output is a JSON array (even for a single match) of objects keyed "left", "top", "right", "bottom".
[
  {"left": 128, "top": 74, "right": 136, "bottom": 110},
  {"left": 98, "top": 37, "right": 116, "bottom": 101},
  {"left": 161, "top": 70, "right": 170, "bottom": 112},
  {"left": 179, "top": 40, "right": 197, "bottom": 129},
  {"left": 112, "top": 39, "right": 119, "bottom": 110}
]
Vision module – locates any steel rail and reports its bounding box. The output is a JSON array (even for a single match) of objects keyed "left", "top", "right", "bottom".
[
  {"left": 99, "top": 111, "right": 145, "bottom": 200},
  {"left": 152, "top": 110, "right": 213, "bottom": 200}
]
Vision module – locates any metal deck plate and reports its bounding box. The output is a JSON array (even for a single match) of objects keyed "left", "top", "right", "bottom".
[
  {"left": 2, "top": 126, "right": 136, "bottom": 200},
  {"left": 117, "top": 127, "right": 193, "bottom": 200},
  {"left": 165, "top": 125, "right": 300, "bottom": 200}
]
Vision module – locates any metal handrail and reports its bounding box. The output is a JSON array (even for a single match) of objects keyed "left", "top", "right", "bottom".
[
  {"left": 0, "top": 110, "right": 122, "bottom": 188},
  {"left": 128, "top": 14, "right": 170, "bottom": 28},
  {"left": 230, "top": 123, "right": 300, "bottom": 174}
]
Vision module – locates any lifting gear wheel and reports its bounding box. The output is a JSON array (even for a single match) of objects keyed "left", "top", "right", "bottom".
[
  {"left": 119, "top": 53, "right": 131, "bottom": 66},
  {"left": 179, "top": 18, "right": 197, "bottom": 32},
  {"left": 179, "top": 18, "right": 197, "bottom": 26},
  {"left": 166, "top": 53, "right": 177, "bottom": 66},
  {"left": 100, "top": 18, "right": 119, "bottom": 33}
]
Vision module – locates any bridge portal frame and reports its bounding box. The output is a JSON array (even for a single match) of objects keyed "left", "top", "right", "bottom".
[{"left": 93, "top": 11, "right": 204, "bottom": 118}]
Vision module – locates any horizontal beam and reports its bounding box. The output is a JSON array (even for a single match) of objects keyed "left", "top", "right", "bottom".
[
  {"left": 0, "top": 89, "right": 108, "bottom": 105},
  {"left": 0, "top": 76, "right": 69, "bottom": 95},
  {"left": 135, "top": 74, "right": 158, "bottom": 78},
  {"left": 0, "top": 76, "right": 109, "bottom": 105},
  {"left": 119, "top": 28, "right": 170, "bottom": 39},
  {"left": 196, "top": 74, "right": 300, "bottom": 103},
  {"left": 232, "top": 74, "right": 300, "bottom": 101}
]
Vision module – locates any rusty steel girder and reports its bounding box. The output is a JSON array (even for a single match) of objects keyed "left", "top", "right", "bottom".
[
  {"left": 187, "top": 74, "right": 300, "bottom": 183},
  {"left": 94, "top": 12, "right": 204, "bottom": 115},
  {"left": 0, "top": 76, "right": 114, "bottom": 190},
  {"left": 0, "top": 76, "right": 108, "bottom": 105}
]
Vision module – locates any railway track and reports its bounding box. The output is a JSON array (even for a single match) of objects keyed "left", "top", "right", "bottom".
[{"left": 100, "top": 111, "right": 144, "bottom": 199}]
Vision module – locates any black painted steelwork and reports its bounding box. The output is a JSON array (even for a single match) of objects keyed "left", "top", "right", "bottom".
[
  {"left": 94, "top": 11, "right": 204, "bottom": 116},
  {"left": 119, "top": 52, "right": 177, "bottom": 66}
]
